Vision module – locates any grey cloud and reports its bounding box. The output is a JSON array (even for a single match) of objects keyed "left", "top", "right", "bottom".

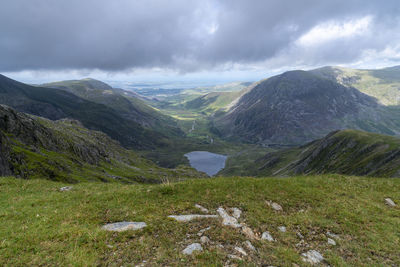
[{"left": 0, "top": 0, "right": 400, "bottom": 72}]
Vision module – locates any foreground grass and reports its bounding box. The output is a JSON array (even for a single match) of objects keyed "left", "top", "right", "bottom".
[{"left": 0, "top": 175, "right": 399, "bottom": 266}]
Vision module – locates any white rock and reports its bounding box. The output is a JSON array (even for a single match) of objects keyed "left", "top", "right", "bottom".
[
  {"left": 228, "top": 254, "right": 242, "bottom": 260},
  {"left": 266, "top": 200, "right": 283, "bottom": 211},
  {"left": 168, "top": 214, "right": 218, "bottom": 222},
  {"left": 244, "top": 240, "right": 256, "bottom": 252},
  {"left": 230, "top": 207, "right": 242, "bottom": 219},
  {"left": 59, "top": 186, "right": 73, "bottom": 192},
  {"left": 261, "top": 231, "right": 275, "bottom": 242},
  {"left": 234, "top": 246, "right": 247, "bottom": 256},
  {"left": 197, "top": 226, "right": 211, "bottom": 236},
  {"left": 195, "top": 204, "right": 209, "bottom": 213},
  {"left": 385, "top": 198, "right": 396, "bottom": 207},
  {"left": 327, "top": 238, "right": 336, "bottom": 246},
  {"left": 217, "top": 207, "right": 242, "bottom": 228},
  {"left": 241, "top": 226, "right": 258, "bottom": 240},
  {"left": 301, "top": 250, "right": 324, "bottom": 265},
  {"left": 102, "top": 222, "right": 147, "bottom": 232},
  {"left": 297, "top": 232, "right": 304, "bottom": 239},
  {"left": 326, "top": 231, "right": 339, "bottom": 239},
  {"left": 182, "top": 243, "right": 203, "bottom": 255},
  {"left": 278, "top": 226, "right": 287, "bottom": 232},
  {"left": 200, "top": 236, "right": 210, "bottom": 244}
]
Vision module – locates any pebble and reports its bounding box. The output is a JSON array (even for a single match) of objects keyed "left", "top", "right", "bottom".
[
  {"left": 241, "top": 226, "right": 258, "bottom": 240},
  {"left": 385, "top": 198, "right": 396, "bottom": 207},
  {"left": 217, "top": 207, "right": 242, "bottom": 228},
  {"left": 197, "top": 226, "right": 211, "bottom": 236},
  {"left": 261, "top": 231, "right": 275, "bottom": 242},
  {"left": 182, "top": 243, "right": 203, "bottom": 255},
  {"left": 297, "top": 232, "right": 304, "bottom": 239},
  {"left": 327, "top": 238, "right": 336, "bottom": 246},
  {"left": 278, "top": 226, "right": 287, "bottom": 232},
  {"left": 195, "top": 204, "right": 209, "bottom": 213},
  {"left": 102, "top": 222, "right": 147, "bottom": 232},
  {"left": 200, "top": 236, "right": 210, "bottom": 244},
  {"left": 266, "top": 200, "right": 283, "bottom": 211},
  {"left": 244, "top": 240, "right": 256, "bottom": 252},
  {"left": 301, "top": 250, "right": 324, "bottom": 265},
  {"left": 168, "top": 214, "right": 218, "bottom": 222},
  {"left": 228, "top": 254, "right": 242, "bottom": 260},
  {"left": 59, "top": 186, "right": 73, "bottom": 192},
  {"left": 234, "top": 246, "right": 247, "bottom": 256},
  {"left": 326, "top": 231, "right": 339, "bottom": 239}
]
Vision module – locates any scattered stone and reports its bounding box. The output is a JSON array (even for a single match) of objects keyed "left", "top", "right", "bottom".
[
  {"left": 228, "top": 254, "right": 242, "bottom": 260},
  {"left": 168, "top": 214, "right": 218, "bottom": 222},
  {"left": 230, "top": 207, "right": 242, "bottom": 219},
  {"left": 278, "top": 226, "right": 287, "bottom": 232},
  {"left": 301, "top": 250, "right": 324, "bottom": 265},
  {"left": 197, "top": 226, "right": 211, "bottom": 236},
  {"left": 234, "top": 246, "right": 247, "bottom": 256},
  {"left": 297, "top": 232, "right": 304, "bottom": 239},
  {"left": 244, "top": 240, "right": 256, "bottom": 252},
  {"left": 182, "top": 243, "right": 203, "bottom": 255},
  {"left": 106, "top": 245, "right": 113, "bottom": 248},
  {"left": 102, "top": 222, "right": 147, "bottom": 232},
  {"left": 59, "top": 186, "right": 73, "bottom": 192},
  {"left": 200, "top": 236, "right": 210, "bottom": 244},
  {"left": 327, "top": 238, "right": 336, "bottom": 246},
  {"left": 195, "top": 204, "right": 209, "bottom": 213},
  {"left": 326, "top": 231, "right": 339, "bottom": 239},
  {"left": 217, "top": 207, "right": 242, "bottom": 228},
  {"left": 266, "top": 200, "right": 283, "bottom": 211},
  {"left": 241, "top": 226, "right": 258, "bottom": 240},
  {"left": 385, "top": 198, "right": 396, "bottom": 207},
  {"left": 261, "top": 231, "right": 275, "bottom": 242}
]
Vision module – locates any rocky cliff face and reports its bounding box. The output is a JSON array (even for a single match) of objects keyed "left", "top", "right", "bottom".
[{"left": 216, "top": 70, "right": 400, "bottom": 145}]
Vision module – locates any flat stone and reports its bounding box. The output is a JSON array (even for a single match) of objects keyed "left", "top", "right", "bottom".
[
  {"left": 326, "top": 231, "right": 339, "bottom": 239},
  {"left": 59, "top": 186, "right": 73, "bottom": 192},
  {"left": 301, "top": 250, "right": 324, "bottom": 265},
  {"left": 195, "top": 204, "right": 209, "bottom": 213},
  {"left": 228, "top": 254, "right": 242, "bottom": 260},
  {"left": 385, "top": 198, "right": 396, "bottom": 207},
  {"left": 242, "top": 226, "right": 259, "bottom": 240},
  {"left": 217, "top": 207, "right": 242, "bottom": 228},
  {"left": 182, "top": 243, "right": 203, "bottom": 255},
  {"left": 266, "top": 200, "right": 283, "bottom": 211},
  {"left": 168, "top": 214, "right": 218, "bottom": 222},
  {"left": 327, "top": 238, "right": 336, "bottom": 246},
  {"left": 234, "top": 246, "right": 247, "bottom": 256},
  {"left": 261, "top": 231, "right": 275, "bottom": 242},
  {"left": 102, "top": 222, "right": 147, "bottom": 232},
  {"left": 200, "top": 236, "right": 210, "bottom": 244},
  {"left": 244, "top": 240, "right": 256, "bottom": 252},
  {"left": 230, "top": 207, "right": 242, "bottom": 219},
  {"left": 278, "top": 226, "right": 287, "bottom": 232}
]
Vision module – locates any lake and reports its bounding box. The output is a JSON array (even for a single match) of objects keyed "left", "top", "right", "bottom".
[{"left": 184, "top": 151, "right": 227, "bottom": 176}]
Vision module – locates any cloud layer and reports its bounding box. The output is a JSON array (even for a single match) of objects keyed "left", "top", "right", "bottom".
[{"left": 1, "top": 0, "right": 400, "bottom": 73}]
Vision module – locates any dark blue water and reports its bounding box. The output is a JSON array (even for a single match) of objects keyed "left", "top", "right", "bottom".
[{"left": 184, "top": 151, "right": 227, "bottom": 176}]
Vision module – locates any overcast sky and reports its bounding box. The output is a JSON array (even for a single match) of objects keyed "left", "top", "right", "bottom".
[{"left": 1, "top": 0, "right": 400, "bottom": 85}]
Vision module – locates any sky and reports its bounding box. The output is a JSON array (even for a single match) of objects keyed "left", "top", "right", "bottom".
[{"left": 1, "top": 0, "right": 400, "bottom": 87}]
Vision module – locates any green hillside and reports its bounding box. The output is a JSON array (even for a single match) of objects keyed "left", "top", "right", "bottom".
[{"left": 0, "top": 175, "right": 398, "bottom": 266}]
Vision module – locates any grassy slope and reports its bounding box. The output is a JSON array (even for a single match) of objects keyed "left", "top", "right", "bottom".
[{"left": 0, "top": 175, "right": 399, "bottom": 266}]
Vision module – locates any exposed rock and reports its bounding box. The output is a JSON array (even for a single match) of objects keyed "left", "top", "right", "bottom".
[
  {"left": 266, "top": 200, "right": 283, "bottom": 211},
  {"left": 385, "top": 198, "right": 396, "bottom": 207},
  {"left": 234, "top": 246, "right": 247, "bottom": 256},
  {"left": 59, "top": 186, "right": 73, "bottom": 192},
  {"left": 301, "top": 250, "right": 324, "bottom": 265},
  {"left": 102, "top": 222, "right": 147, "bottom": 232},
  {"left": 241, "top": 226, "right": 258, "bottom": 240},
  {"left": 197, "top": 226, "right": 211, "bottom": 236},
  {"left": 326, "top": 231, "right": 339, "bottom": 239},
  {"left": 217, "top": 207, "right": 242, "bottom": 228},
  {"left": 230, "top": 207, "right": 242, "bottom": 219},
  {"left": 297, "top": 232, "right": 304, "bottom": 239},
  {"left": 200, "top": 236, "right": 210, "bottom": 244},
  {"left": 327, "top": 238, "right": 336, "bottom": 246},
  {"left": 278, "top": 226, "right": 287, "bottom": 232},
  {"left": 228, "top": 254, "right": 242, "bottom": 260},
  {"left": 195, "top": 204, "right": 209, "bottom": 213},
  {"left": 182, "top": 243, "right": 203, "bottom": 255},
  {"left": 244, "top": 240, "right": 256, "bottom": 252},
  {"left": 261, "top": 231, "right": 275, "bottom": 242},
  {"left": 168, "top": 214, "right": 218, "bottom": 222}
]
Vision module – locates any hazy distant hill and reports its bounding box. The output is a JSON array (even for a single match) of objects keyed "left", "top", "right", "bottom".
[{"left": 216, "top": 70, "right": 400, "bottom": 145}]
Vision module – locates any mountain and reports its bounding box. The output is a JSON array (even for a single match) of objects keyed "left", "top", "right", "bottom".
[
  {"left": 311, "top": 65, "right": 400, "bottom": 106},
  {"left": 216, "top": 70, "right": 400, "bottom": 145},
  {"left": 41, "top": 78, "right": 183, "bottom": 137},
  {"left": 0, "top": 74, "right": 170, "bottom": 149},
  {"left": 222, "top": 130, "right": 400, "bottom": 178},
  {"left": 0, "top": 105, "right": 202, "bottom": 182}
]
